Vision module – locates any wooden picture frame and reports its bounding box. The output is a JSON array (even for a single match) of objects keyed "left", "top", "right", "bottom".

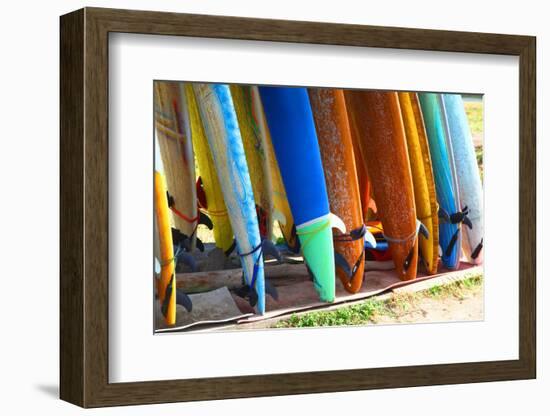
[{"left": 60, "top": 7, "right": 536, "bottom": 408}]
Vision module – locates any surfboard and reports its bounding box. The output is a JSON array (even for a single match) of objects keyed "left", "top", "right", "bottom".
[
  {"left": 309, "top": 88, "right": 368, "bottom": 293},
  {"left": 183, "top": 84, "right": 234, "bottom": 254},
  {"left": 154, "top": 82, "right": 198, "bottom": 250},
  {"left": 419, "top": 93, "right": 462, "bottom": 270},
  {"left": 240, "top": 86, "right": 298, "bottom": 250},
  {"left": 192, "top": 83, "right": 266, "bottom": 314},
  {"left": 345, "top": 90, "right": 419, "bottom": 281},
  {"left": 443, "top": 94, "right": 483, "bottom": 264},
  {"left": 259, "top": 86, "right": 344, "bottom": 302},
  {"left": 349, "top": 110, "right": 372, "bottom": 223},
  {"left": 154, "top": 171, "right": 177, "bottom": 326},
  {"left": 230, "top": 85, "right": 275, "bottom": 240},
  {"left": 399, "top": 92, "right": 440, "bottom": 274},
  {"left": 154, "top": 170, "right": 193, "bottom": 326}
]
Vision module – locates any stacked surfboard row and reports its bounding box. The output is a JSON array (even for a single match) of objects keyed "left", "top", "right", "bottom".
[{"left": 153, "top": 82, "right": 483, "bottom": 325}]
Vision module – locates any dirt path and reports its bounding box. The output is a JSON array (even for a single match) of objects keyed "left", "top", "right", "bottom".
[
  {"left": 270, "top": 275, "right": 484, "bottom": 329},
  {"left": 373, "top": 284, "right": 484, "bottom": 325}
]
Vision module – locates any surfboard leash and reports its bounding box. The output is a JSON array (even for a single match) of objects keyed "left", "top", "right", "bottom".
[
  {"left": 333, "top": 224, "right": 368, "bottom": 284},
  {"left": 158, "top": 247, "right": 193, "bottom": 317},
  {"left": 235, "top": 239, "right": 281, "bottom": 308},
  {"left": 167, "top": 191, "right": 214, "bottom": 253},
  {"left": 368, "top": 220, "right": 429, "bottom": 272},
  {"left": 438, "top": 205, "right": 472, "bottom": 259}
]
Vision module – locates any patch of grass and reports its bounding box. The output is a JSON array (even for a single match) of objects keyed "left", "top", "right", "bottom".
[
  {"left": 464, "top": 101, "right": 483, "bottom": 181},
  {"left": 274, "top": 298, "right": 388, "bottom": 328},
  {"left": 272, "top": 274, "right": 483, "bottom": 328},
  {"left": 476, "top": 146, "right": 483, "bottom": 181},
  {"left": 423, "top": 275, "right": 482, "bottom": 301},
  {"left": 428, "top": 285, "right": 443, "bottom": 297}
]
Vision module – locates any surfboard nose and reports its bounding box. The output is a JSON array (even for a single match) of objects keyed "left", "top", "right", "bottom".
[{"left": 297, "top": 220, "right": 336, "bottom": 302}]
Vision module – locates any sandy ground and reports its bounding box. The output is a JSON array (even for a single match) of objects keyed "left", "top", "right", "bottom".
[{"left": 373, "top": 284, "right": 484, "bottom": 325}]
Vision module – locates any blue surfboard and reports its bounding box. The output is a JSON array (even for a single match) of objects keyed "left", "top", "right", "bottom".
[
  {"left": 259, "top": 86, "right": 342, "bottom": 302},
  {"left": 443, "top": 94, "right": 483, "bottom": 264},
  {"left": 419, "top": 93, "right": 462, "bottom": 269}
]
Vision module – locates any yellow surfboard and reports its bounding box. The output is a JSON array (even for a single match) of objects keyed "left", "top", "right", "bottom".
[
  {"left": 230, "top": 85, "right": 274, "bottom": 239},
  {"left": 184, "top": 84, "right": 234, "bottom": 253},
  {"left": 154, "top": 171, "right": 176, "bottom": 326},
  {"left": 398, "top": 92, "right": 439, "bottom": 274}
]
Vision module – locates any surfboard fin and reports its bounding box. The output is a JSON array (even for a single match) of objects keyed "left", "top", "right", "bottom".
[
  {"left": 281, "top": 225, "right": 301, "bottom": 253},
  {"left": 198, "top": 211, "right": 213, "bottom": 230},
  {"left": 445, "top": 229, "right": 460, "bottom": 258},
  {"left": 272, "top": 209, "right": 286, "bottom": 226},
  {"left": 161, "top": 276, "right": 193, "bottom": 317},
  {"left": 224, "top": 239, "right": 237, "bottom": 257},
  {"left": 172, "top": 228, "right": 190, "bottom": 251},
  {"left": 463, "top": 216, "right": 473, "bottom": 230},
  {"left": 363, "top": 228, "right": 377, "bottom": 249},
  {"left": 439, "top": 206, "right": 471, "bottom": 229},
  {"left": 175, "top": 250, "right": 198, "bottom": 272},
  {"left": 195, "top": 237, "right": 205, "bottom": 252},
  {"left": 234, "top": 282, "right": 256, "bottom": 306},
  {"left": 418, "top": 220, "right": 430, "bottom": 239},
  {"left": 261, "top": 239, "right": 282, "bottom": 262},
  {"left": 403, "top": 247, "right": 415, "bottom": 271},
  {"left": 334, "top": 251, "right": 352, "bottom": 278},
  {"left": 329, "top": 213, "right": 346, "bottom": 234},
  {"left": 471, "top": 239, "right": 483, "bottom": 259},
  {"left": 172, "top": 227, "right": 204, "bottom": 252},
  {"left": 235, "top": 278, "right": 277, "bottom": 306},
  {"left": 176, "top": 288, "right": 193, "bottom": 312}
]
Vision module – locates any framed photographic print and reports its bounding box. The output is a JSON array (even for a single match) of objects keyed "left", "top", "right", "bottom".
[{"left": 60, "top": 7, "right": 536, "bottom": 408}]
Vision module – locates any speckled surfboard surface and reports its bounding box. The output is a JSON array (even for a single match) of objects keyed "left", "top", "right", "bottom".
[
  {"left": 309, "top": 88, "right": 366, "bottom": 293},
  {"left": 345, "top": 90, "right": 419, "bottom": 281},
  {"left": 193, "top": 83, "right": 266, "bottom": 314}
]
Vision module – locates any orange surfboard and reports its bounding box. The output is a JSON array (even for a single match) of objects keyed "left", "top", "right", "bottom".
[
  {"left": 344, "top": 91, "right": 419, "bottom": 280},
  {"left": 309, "top": 88, "right": 365, "bottom": 293},
  {"left": 349, "top": 112, "right": 372, "bottom": 223}
]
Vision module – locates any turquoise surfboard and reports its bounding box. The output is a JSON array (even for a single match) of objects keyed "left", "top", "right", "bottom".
[{"left": 419, "top": 93, "right": 462, "bottom": 269}]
